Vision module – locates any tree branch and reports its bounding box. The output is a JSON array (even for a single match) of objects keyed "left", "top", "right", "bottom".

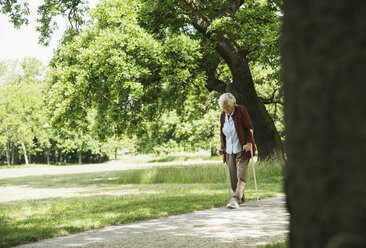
[
  {"left": 66, "top": 0, "right": 84, "bottom": 30},
  {"left": 184, "top": 0, "right": 201, "bottom": 11},
  {"left": 205, "top": 63, "right": 227, "bottom": 93},
  {"left": 181, "top": 0, "right": 212, "bottom": 37},
  {"left": 259, "top": 88, "right": 284, "bottom": 105},
  {"left": 219, "top": 0, "right": 245, "bottom": 18},
  {"left": 260, "top": 98, "right": 284, "bottom": 105}
]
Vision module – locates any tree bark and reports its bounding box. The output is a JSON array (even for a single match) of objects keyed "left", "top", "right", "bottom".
[
  {"left": 5, "top": 125, "right": 11, "bottom": 165},
  {"left": 11, "top": 143, "right": 15, "bottom": 165},
  {"left": 59, "top": 149, "right": 62, "bottom": 165},
  {"left": 78, "top": 150, "right": 82, "bottom": 164},
  {"left": 210, "top": 146, "right": 217, "bottom": 157},
  {"left": 6, "top": 139, "right": 11, "bottom": 166},
  {"left": 20, "top": 141, "right": 29, "bottom": 165},
  {"left": 282, "top": 0, "right": 366, "bottom": 247},
  {"left": 55, "top": 150, "right": 58, "bottom": 164},
  {"left": 46, "top": 152, "right": 50, "bottom": 165}
]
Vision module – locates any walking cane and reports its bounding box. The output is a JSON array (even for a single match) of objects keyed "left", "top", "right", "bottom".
[{"left": 250, "top": 129, "right": 260, "bottom": 207}]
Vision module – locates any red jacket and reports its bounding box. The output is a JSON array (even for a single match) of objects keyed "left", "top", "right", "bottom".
[{"left": 220, "top": 105, "right": 256, "bottom": 163}]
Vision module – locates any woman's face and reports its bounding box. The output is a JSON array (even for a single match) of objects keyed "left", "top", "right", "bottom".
[{"left": 222, "top": 103, "right": 234, "bottom": 116}]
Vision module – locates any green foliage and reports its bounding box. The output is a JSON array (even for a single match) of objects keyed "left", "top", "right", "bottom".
[
  {"left": 132, "top": 90, "right": 221, "bottom": 154},
  {"left": 47, "top": 0, "right": 208, "bottom": 142},
  {"left": 134, "top": 109, "right": 219, "bottom": 154},
  {"left": 136, "top": 0, "right": 188, "bottom": 39},
  {"left": 235, "top": 0, "right": 282, "bottom": 66},
  {"left": 0, "top": 0, "right": 30, "bottom": 28},
  {"left": 252, "top": 64, "right": 284, "bottom": 137}
]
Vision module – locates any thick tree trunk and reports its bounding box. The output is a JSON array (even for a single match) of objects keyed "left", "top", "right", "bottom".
[
  {"left": 78, "top": 150, "right": 82, "bottom": 164},
  {"left": 6, "top": 139, "right": 11, "bottom": 166},
  {"left": 20, "top": 141, "right": 29, "bottom": 165},
  {"left": 215, "top": 34, "right": 284, "bottom": 161},
  {"left": 282, "top": 1, "right": 366, "bottom": 247}
]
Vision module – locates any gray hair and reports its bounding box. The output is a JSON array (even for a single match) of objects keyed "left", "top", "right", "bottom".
[{"left": 219, "top": 93, "right": 236, "bottom": 108}]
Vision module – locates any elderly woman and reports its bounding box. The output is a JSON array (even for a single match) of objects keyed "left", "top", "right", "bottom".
[{"left": 218, "top": 93, "right": 256, "bottom": 209}]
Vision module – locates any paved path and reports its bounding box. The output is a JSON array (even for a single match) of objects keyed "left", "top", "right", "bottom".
[{"left": 16, "top": 197, "right": 289, "bottom": 248}]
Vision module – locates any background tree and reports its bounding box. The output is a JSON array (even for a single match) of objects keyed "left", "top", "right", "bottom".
[
  {"left": 0, "top": 59, "right": 116, "bottom": 165},
  {"left": 0, "top": 59, "right": 46, "bottom": 165},
  {"left": 282, "top": 0, "right": 366, "bottom": 247},
  {"left": 1, "top": 0, "right": 285, "bottom": 160}
]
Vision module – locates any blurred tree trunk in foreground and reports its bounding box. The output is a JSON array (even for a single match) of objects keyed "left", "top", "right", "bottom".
[{"left": 282, "top": 0, "right": 366, "bottom": 247}]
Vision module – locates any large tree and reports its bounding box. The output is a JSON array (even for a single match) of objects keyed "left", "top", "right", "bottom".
[
  {"left": 138, "top": 0, "right": 285, "bottom": 160},
  {"left": 282, "top": 0, "right": 366, "bottom": 247},
  {"left": 2, "top": 0, "right": 284, "bottom": 160}
]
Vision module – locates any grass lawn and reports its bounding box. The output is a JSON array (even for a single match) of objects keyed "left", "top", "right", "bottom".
[
  {"left": 0, "top": 159, "right": 284, "bottom": 248},
  {"left": 263, "top": 240, "right": 288, "bottom": 248}
]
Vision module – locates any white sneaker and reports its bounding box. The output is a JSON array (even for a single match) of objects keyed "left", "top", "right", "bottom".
[{"left": 226, "top": 198, "right": 239, "bottom": 209}]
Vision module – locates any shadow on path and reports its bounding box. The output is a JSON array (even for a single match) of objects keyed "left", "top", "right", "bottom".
[{"left": 15, "top": 197, "right": 289, "bottom": 248}]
